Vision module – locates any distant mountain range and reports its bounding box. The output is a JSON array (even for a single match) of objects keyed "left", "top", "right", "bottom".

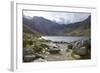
[
  {"left": 62, "top": 16, "right": 91, "bottom": 36},
  {"left": 23, "top": 15, "right": 91, "bottom": 36}
]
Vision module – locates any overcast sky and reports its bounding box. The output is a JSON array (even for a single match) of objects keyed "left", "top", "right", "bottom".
[{"left": 23, "top": 10, "right": 90, "bottom": 24}]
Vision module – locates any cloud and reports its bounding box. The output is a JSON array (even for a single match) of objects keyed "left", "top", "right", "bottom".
[{"left": 23, "top": 10, "right": 90, "bottom": 24}]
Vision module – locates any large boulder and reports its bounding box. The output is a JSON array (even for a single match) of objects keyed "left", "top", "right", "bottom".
[
  {"left": 72, "top": 40, "right": 91, "bottom": 58},
  {"left": 73, "top": 46, "right": 88, "bottom": 56}
]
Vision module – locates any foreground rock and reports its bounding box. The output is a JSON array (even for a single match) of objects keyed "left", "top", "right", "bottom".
[
  {"left": 48, "top": 48, "right": 61, "bottom": 54},
  {"left": 68, "top": 40, "right": 91, "bottom": 59},
  {"left": 23, "top": 48, "right": 46, "bottom": 62},
  {"left": 23, "top": 54, "right": 36, "bottom": 62},
  {"left": 34, "top": 58, "right": 47, "bottom": 62}
]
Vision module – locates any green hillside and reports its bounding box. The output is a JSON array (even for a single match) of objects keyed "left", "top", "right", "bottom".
[{"left": 63, "top": 28, "right": 90, "bottom": 36}]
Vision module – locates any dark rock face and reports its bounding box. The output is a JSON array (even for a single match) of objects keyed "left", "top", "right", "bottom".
[{"left": 71, "top": 40, "right": 91, "bottom": 59}]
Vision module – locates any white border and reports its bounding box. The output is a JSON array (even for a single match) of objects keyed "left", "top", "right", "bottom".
[{"left": 11, "top": 1, "right": 97, "bottom": 72}]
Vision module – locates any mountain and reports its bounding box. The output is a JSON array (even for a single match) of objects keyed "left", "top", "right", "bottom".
[
  {"left": 23, "top": 16, "right": 41, "bottom": 37},
  {"left": 23, "top": 24, "right": 41, "bottom": 36},
  {"left": 63, "top": 16, "right": 91, "bottom": 36},
  {"left": 23, "top": 15, "right": 91, "bottom": 36},
  {"left": 23, "top": 16, "right": 64, "bottom": 35}
]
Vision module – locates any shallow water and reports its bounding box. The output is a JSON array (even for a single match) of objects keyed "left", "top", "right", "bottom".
[{"left": 42, "top": 36, "right": 89, "bottom": 42}]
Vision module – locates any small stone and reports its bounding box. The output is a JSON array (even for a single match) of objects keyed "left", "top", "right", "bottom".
[
  {"left": 34, "top": 58, "right": 47, "bottom": 62},
  {"left": 73, "top": 54, "right": 81, "bottom": 59}
]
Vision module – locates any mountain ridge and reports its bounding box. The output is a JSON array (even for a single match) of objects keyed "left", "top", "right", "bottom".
[{"left": 23, "top": 15, "right": 91, "bottom": 36}]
